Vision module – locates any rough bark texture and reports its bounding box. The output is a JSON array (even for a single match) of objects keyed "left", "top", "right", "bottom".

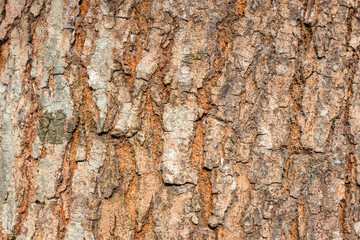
[{"left": 1, "top": 0, "right": 360, "bottom": 239}]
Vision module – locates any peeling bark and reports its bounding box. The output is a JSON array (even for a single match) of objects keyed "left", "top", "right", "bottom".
[{"left": 1, "top": 0, "right": 360, "bottom": 239}]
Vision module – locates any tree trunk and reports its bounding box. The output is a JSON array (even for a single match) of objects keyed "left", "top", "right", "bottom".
[{"left": 1, "top": 0, "right": 360, "bottom": 239}]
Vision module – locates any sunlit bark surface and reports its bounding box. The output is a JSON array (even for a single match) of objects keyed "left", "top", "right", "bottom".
[{"left": 1, "top": 0, "right": 360, "bottom": 239}]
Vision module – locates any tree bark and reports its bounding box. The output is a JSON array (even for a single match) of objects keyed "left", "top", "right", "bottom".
[{"left": 1, "top": 0, "right": 360, "bottom": 239}]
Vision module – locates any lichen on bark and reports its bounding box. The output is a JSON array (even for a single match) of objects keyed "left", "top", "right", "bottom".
[{"left": 1, "top": 0, "right": 360, "bottom": 239}]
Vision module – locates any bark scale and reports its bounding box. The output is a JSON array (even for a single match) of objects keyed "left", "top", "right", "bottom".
[{"left": 1, "top": 0, "right": 360, "bottom": 239}]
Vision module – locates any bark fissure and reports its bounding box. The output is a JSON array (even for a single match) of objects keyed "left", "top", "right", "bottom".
[{"left": 1, "top": 0, "right": 360, "bottom": 239}]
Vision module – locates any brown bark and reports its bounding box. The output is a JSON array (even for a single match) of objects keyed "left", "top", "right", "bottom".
[{"left": 1, "top": 0, "right": 360, "bottom": 239}]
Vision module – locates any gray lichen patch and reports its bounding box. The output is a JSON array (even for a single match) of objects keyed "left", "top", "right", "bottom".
[{"left": 37, "top": 110, "right": 66, "bottom": 144}]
